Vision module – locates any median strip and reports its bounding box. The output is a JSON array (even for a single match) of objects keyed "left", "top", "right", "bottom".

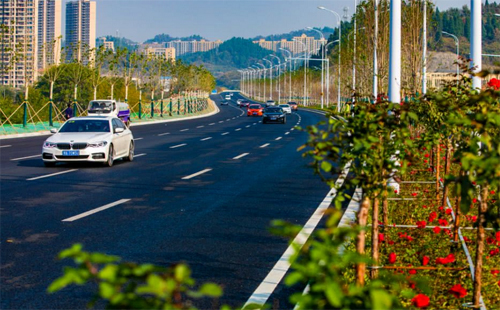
[
  {"left": 170, "top": 143, "right": 187, "bottom": 149},
  {"left": 62, "top": 199, "right": 131, "bottom": 222},
  {"left": 181, "top": 168, "right": 212, "bottom": 180},
  {"left": 27, "top": 169, "right": 78, "bottom": 181}
]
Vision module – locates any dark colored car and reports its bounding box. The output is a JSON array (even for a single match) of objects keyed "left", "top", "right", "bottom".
[
  {"left": 221, "top": 101, "right": 229, "bottom": 106},
  {"left": 263, "top": 107, "right": 286, "bottom": 124},
  {"left": 240, "top": 100, "right": 250, "bottom": 108},
  {"left": 288, "top": 101, "right": 298, "bottom": 111}
]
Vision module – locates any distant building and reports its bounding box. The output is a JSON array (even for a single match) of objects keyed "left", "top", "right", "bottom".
[
  {"left": 1, "top": 0, "right": 39, "bottom": 88},
  {"left": 97, "top": 37, "right": 114, "bottom": 52},
  {"left": 139, "top": 45, "right": 176, "bottom": 61},
  {"left": 253, "top": 34, "right": 327, "bottom": 56},
  {"left": 65, "top": 0, "right": 96, "bottom": 63},
  {"left": 165, "top": 39, "right": 222, "bottom": 56},
  {"left": 38, "top": 0, "right": 62, "bottom": 71}
]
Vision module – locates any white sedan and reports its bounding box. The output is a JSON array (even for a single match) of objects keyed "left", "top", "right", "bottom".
[
  {"left": 279, "top": 104, "right": 292, "bottom": 114},
  {"left": 42, "top": 116, "right": 134, "bottom": 167}
]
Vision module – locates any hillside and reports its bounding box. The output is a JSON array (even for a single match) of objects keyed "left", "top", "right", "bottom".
[
  {"left": 144, "top": 34, "right": 204, "bottom": 43},
  {"left": 252, "top": 27, "right": 335, "bottom": 41}
]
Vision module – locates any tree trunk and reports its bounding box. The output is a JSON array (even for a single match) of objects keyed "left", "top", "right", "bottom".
[
  {"left": 50, "top": 81, "right": 54, "bottom": 101},
  {"left": 472, "top": 186, "right": 489, "bottom": 307},
  {"left": 371, "top": 197, "right": 380, "bottom": 279},
  {"left": 125, "top": 84, "right": 129, "bottom": 102},
  {"left": 111, "top": 84, "right": 114, "bottom": 100},
  {"left": 441, "top": 139, "right": 452, "bottom": 207},
  {"left": 74, "top": 84, "right": 78, "bottom": 101},
  {"left": 94, "top": 87, "right": 97, "bottom": 101},
  {"left": 356, "top": 195, "right": 370, "bottom": 286}
]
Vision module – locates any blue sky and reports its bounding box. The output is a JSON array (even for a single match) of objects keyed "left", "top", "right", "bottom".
[{"left": 79, "top": 0, "right": 472, "bottom": 42}]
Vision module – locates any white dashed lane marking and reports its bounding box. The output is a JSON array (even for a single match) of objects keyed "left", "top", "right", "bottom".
[
  {"left": 182, "top": 168, "right": 212, "bottom": 180},
  {"left": 201, "top": 137, "right": 212, "bottom": 141},
  {"left": 134, "top": 138, "right": 143, "bottom": 141},
  {"left": 27, "top": 169, "right": 78, "bottom": 181},
  {"left": 180, "top": 129, "right": 189, "bottom": 132},
  {"left": 221, "top": 132, "right": 230, "bottom": 136},
  {"left": 0, "top": 145, "right": 11, "bottom": 148},
  {"left": 196, "top": 125, "right": 205, "bottom": 128},
  {"left": 158, "top": 132, "right": 170, "bottom": 136},
  {"left": 233, "top": 153, "right": 249, "bottom": 160},
  {"left": 260, "top": 143, "right": 270, "bottom": 148},
  {"left": 275, "top": 137, "right": 282, "bottom": 141},
  {"left": 62, "top": 199, "right": 131, "bottom": 222},
  {"left": 11, "top": 154, "right": 40, "bottom": 161},
  {"left": 135, "top": 153, "right": 146, "bottom": 157},
  {"left": 170, "top": 143, "right": 187, "bottom": 149}
]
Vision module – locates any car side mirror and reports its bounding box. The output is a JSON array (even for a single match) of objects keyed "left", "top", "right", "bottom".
[
  {"left": 50, "top": 128, "right": 58, "bottom": 134},
  {"left": 114, "top": 127, "right": 125, "bottom": 134}
]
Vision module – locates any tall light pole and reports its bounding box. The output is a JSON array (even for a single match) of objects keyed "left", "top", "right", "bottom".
[
  {"left": 263, "top": 58, "right": 273, "bottom": 100},
  {"left": 252, "top": 65, "right": 262, "bottom": 100},
  {"left": 442, "top": 31, "right": 459, "bottom": 86},
  {"left": 388, "top": 0, "right": 401, "bottom": 104},
  {"left": 422, "top": 0, "right": 427, "bottom": 95},
  {"left": 307, "top": 27, "right": 325, "bottom": 108},
  {"left": 353, "top": 0, "right": 357, "bottom": 98},
  {"left": 269, "top": 54, "right": 281, "bottom": 104},
  {"left": 279, "top": 48, "right": 293, "bottom": 102},
  {"left": 294, "top": 39, "right": 308, "bottom": 106},
  {"left": 256, "top": 62, "right": 266, "bottom": 101},
  {"left": 470, "top": 0, "right": 482, "bottom": 90},
  {"left": 318, "top": 6, "right": 342, "bottom": 112},
  {"left": 373, "top": 0, "right": 379, "bottom": 102},
  {"left": 324, "top": 39, "right": 339, "bottom": 108}
]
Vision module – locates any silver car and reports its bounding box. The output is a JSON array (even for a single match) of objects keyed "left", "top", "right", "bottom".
[
  {"left": 279, "top": 104, "right": 292, "bottom": 114},
  {"left": 42, "top": 116, "right": 134, "bottom": 167}
]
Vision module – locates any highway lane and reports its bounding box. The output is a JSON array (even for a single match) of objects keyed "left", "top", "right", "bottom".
[{"left": 0, "top": 93, "right": 331, "bottom": 309}]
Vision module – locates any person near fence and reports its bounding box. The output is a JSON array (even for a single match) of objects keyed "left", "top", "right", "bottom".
[{"left": 64, "top": 103, "right": 73, "bottom": 120}]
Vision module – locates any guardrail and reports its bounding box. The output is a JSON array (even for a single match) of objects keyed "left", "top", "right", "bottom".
[{"left": 0, "top": 97, "right": 213, "bottom": 136}]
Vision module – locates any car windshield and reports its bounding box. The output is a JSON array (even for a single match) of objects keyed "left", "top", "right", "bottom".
[
  {"left": 59, "top": 119, "right": 110, "bottom": 133},
  {"left": 279, "top": 105, "right": 290, "bottom": 108},
  {"left": 249, "top": 105, "right": 261, "bottom": 109},
  {"left": 265, "top": 108, "right": 282, "bottom": 113},
  {"left": 88, "top": 101, "right": 112, "bottom": 113}
]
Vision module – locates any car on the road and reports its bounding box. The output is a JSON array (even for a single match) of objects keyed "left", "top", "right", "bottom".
[
  {"left": 42, "top": 116, "right": 134, "bottom": 167},
  {"left": 247, "top": 104, "right": 263, "bottom": 117},
  {"left": 221, "top": 101, "right": 229, "bottom": 106},
  {"left": 266, "top": 100, "right": 276, "bottom": 107},
  {"left": 279, "top": 104, "right": 292, "bottom": 114},
  {"left": 263, "top": 107, "right": 286, "bottom": 124},
  {"left": 224, "top": 94, "right": 231, "bottom": 100},
  {"left": 236, "top": 99, "right": 243, "bottom": 106},
  {"left": 240, "top": 100, "right": 250, "bottom": 108},
  {"left": 288, "top": 101, "right": 298, "bottom": 111}
]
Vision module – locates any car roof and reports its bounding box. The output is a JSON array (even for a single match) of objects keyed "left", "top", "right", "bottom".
[{"left": 68, "top": 116, "right": 114, "bottom": 120}]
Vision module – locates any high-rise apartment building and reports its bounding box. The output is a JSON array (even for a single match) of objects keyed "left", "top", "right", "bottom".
[
  {"left": 65, "top": 0, "right": 96, "bottom": 62},
  {"left": 253, "top": 34, "right": 327, "bottom": 56},
  {"left": 1, "top": 0, "right": 39, "bottom": 88},
  {"left": 139, "top": 46, "right": 176, "bottom": 61},
  {"left": 165, "top": 39, "right": 222, "bottom": 56},
  {"left": 37, "top": 0, "right": 62, "bottom": 71}
]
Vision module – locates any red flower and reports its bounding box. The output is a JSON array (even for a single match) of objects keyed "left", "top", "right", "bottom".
[
  {"left": 416, "top": 221, "right": 427, "bottom": 229},
  {"left": 378, "top": 233, "right": 385, "bottom": 242},
  {"left": 411, "top": 294, "right": 430, "bottom": 308},
  {"left": 491, "top": 270, "right": 499, "bottom": 275},
  {"left": 498, "top": 280, "right": 500, "bottom": 288},
  {"left": 487, "top": 78, "right": 500, "bottom": 90},
  {"left": 433, "top": 226, "right": 441, "bottom": 234},
  {"left": 409, "top": 269, "right": 417, "bottom": 275},
  {"left": 409, "top": 281, "right": 416, "bottom": 289},
  {"left": 438, "top": 219, "right": 448, "bottom": 226},
  {"left": 487, "top": 237, "right": 495, "bottom": 244},
  {"left": 496, "top": 231, "right": 500, "bottom": 242},
  {"left": 394, "top": 189, "right": 398, "bottom": 194},
  {"left": 472, "top": 198, "right": 478, "bottom": 203},
  {"left": 388, "top": 252, "right": 397, "bottom": 264},
  {"left": 471, "top": 216, "right": 477, "bottom": 222},
  {"left": 428, "top": 211, "right": 437, "bottom": 223},
  {"left": 422, "top": 255, "right": 430, "bottom": 266},
  {"left": 491, "top": 190, "right": 496, "bottom": 195},
  {"left": 412, "top": 192, "right": 418, "bottom": 197},
  {"left": 424, "top": 153, "right": 429, "bottom": 158},
  {"left": 445, "top": 208, "right": 452, "bottom": 215},
  {"left": 436, "top": 254, "right": 455, "bottom": 265},
  {"left": 489, "top": 248, "right": 499, "bottom": 256},
  {"left": 472, "top": 181, "right": 477, "bottom": 186},
  {"left": 449, "top": 284, "right": 467, "bottom": 298}
]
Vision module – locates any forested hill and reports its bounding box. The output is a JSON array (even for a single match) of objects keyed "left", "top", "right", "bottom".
[
  {"left": 179, "top": 37, "right": 273, "bottom": 72},
  {"left": 144, "top": 34, "right": 204, "bottom": 43}
]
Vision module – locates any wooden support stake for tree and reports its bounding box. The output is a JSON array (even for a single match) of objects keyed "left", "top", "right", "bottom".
[
  {"left": 371, "top": 197, "right": 380, "bottom": 279},
  {"left": 453, "top": 171, "right": 464, "bottom": 243},
  {"left": 356, "top": 195, "right": 370, "bottom": 286},
  {"left": 441, "top": 139, "right": 452, "bottom": 208},
  {"left": 473, "top": 186, "right": 489, "bottom": 308},
  {"left": 436, "top": 142, "right": 441, "bottom": 202}
]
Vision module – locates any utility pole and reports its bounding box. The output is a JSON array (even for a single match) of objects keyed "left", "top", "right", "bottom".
[
  {"left": 470, "top": 0, "right": 482, "bottom": 90},
  {"left": 373, "top": 0, "right": 379, "bottom": 102},
  {"left": 422, "top": 0, "right": 427, "bottom": 95}
]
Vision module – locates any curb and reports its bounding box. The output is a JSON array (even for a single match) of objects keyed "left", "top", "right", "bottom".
[{"left": 0, "top": 100, "right": 220, "bottom": 140}]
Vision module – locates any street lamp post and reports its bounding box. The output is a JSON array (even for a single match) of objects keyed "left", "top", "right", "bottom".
[
  {"left": 324, "top": 40, "right": 339, "bottom": 107},
  {"left": 318, "top": 6, "right": 342, "bottom": 112},
  {"left": 293, "top": 39, "right": 308, "bottom": 106},
  {"left": 373, "top": 0, "right": 379, "bottom": 102},
  {"left": 252, "top": 65, "right": 262, "bottom": 100},
  {"left": 422, "top": 0, "right": 427, "bottom": 95},
  {"left": 279, "top": 48, "right": 293, "bottom": 102},
  {"left": 269, "top": 54, "right": 281, "bottom": 104},
  {"left": 256, "top": 63, "right": 266, "bottom": 101},
  {"left": 442, "top": 31, "right": 460, "bottom": 86},
  {"left": 307, "top": 27, "right": 325, "bottom": 108},
  {"left": 388, "top": 0, "right": 401, "bottom": 104},
  {"left": 470, "top": 0, "right": 482, "bottom": 90},
  {"left": 263, "top": 58, "right": 273, "bottom": 100}
]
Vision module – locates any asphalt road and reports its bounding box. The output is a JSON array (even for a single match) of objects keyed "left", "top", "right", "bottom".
[{"left": 0, "top": 93, "right": 331, "bottom": 309}]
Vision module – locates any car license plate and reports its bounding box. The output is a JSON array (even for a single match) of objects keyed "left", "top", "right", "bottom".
[
  {"left": 62, "top": 150, "right": 79, "bottom": 156},
  {"left": 271, "top": 117, "right": 276, "bottom": 120},
  {"left": 253, "top": 112, "right": 257, "bottom": 115}
]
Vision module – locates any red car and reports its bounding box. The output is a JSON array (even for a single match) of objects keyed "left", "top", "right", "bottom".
[
  {"left": 288, "top": 101, "right": 298, "bottom": 111},
  {"left": 247, "top": 104, "right": 263, "bottom": 117}
]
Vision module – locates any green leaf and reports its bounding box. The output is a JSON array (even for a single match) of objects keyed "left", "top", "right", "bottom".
[
  {"left": 321, "top": 161, "right": 332, "bottom": 172},
  {"left": 370, "top": 289, "right": 393, "bottom": 310},
  {"left": 99, "top": 282, "right": 116, "bottom": 299},
  {"left": 198, "top": 283, "right": 223, "bottom": 297}
]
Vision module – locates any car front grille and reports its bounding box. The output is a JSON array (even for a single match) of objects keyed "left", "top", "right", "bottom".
[{"left": 57, "top": 143, "right": 87, "bottom": 150}]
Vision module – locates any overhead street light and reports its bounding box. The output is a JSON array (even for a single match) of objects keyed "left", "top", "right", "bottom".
[
  {"left": 307, "top": 27, "right": 326, "bottom": 108},
  {"left": 262, "top": 58, "right": 273, "bottom": 100},
  {"left": 442, "top": 31, "right": 460, "bottom": 86},
  {"left": 279, "top": 48, "right": 293, "bottom": 102},
  {"left": 256, "top": 62, "right": 266, "bottom": 101},
  {"left": 293, "top": 39, "right": 308, "bottom": 106},
  {"left": 269, "top": 54, "right": 282, "bottom": 104}
]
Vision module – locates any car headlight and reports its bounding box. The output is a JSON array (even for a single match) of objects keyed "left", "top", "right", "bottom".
[
  {"left": 43, "top": 141, "right": 57, "bottom": 148},
  {"left": 88, "top": 141, "right": 108, "bottom": 148}
]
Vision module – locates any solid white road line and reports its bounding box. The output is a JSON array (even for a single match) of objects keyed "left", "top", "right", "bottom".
[
  {"left": 11, "top": 154, "right": 41, "bottom": 161},
  {"left": 182, "top": 168, "right": 212, "bottom": 180},
  {"left": 0, "top": 145, "right": 12, "bottom": 148},
  {"left": 275, "top": 137, "right": 282, "bottom": 141},
  {"left": 235, "top": 128, "right": 241, "bottom": 131},
  {"left": 27, "top": 169, "right": 78, "bottom": 181},
  {"left": 158, "top": 132, "right": 170, "bottom": 136},
  {"left": 134, "top": 137, "right": 143, "bottom": 141},
  {"left": 260, "top": 143, "right": 270, "bottom": 148},
  {"left": 285, "top": 132, "right": 290, "bottom": 135},
  {"left": 209, "top": 123, "right": 215, "bottom": 125},
  {"left": 170, "top": 143, "right": 187, "bottom": 149},
  {"left": 221, "top": 132, "right": 230, "bottom": 136},
  {"left": 135, "top": 153, "right": 147, "bottom": 157},
  {"left": 201, "top": 137, "right": 212, "bottom": 141},
  {"left": 62, "top": 199, "right": 131, "bottom": 222},
  {"left": 233, "top": 153, "right": 249, "bottom": 160},
  {"left": 180, "top": 129, "right": 189, "bottom": 132},
  {"left": 244, "top": 164, "right": 351, "bottom": 308},
  {"left": 196, "top": 125, "right": 205, "bottom": 128}
]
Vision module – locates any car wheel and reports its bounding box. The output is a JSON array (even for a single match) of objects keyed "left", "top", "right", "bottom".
[
  {"left": 283, "top": 118, "right": 286, "bottom": 124},
  {"left": 44, "top": 161, "right": 56, "bottom": 167},
  {"left": 105, "top": 144, "right": 114, "bottom": 167},
  {"left": 125, "top": 141, "right": 134, "bottom": 162}
]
